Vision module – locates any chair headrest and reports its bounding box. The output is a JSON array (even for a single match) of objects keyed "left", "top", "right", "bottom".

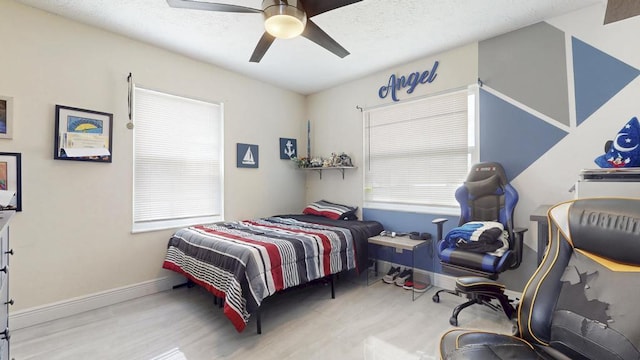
[
  {"left": 464, "top": 162, "right": 508, "bottom": 197},
  {"left": 568, "top": 198, "right": 640, "bottom": 265},
  {"left": 466, "top": 162, "right": 508, "bottom": 185},
  {"left": 465, "top": 174, "right": 502, "bottom": 197}
]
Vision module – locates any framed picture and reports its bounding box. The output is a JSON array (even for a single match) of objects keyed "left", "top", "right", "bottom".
[
  {"left": 54, "top": 105, "right": 113, "bottom": 163},
  {"left": 0, "top": 96, "right": 14, "bottom": 139},
  {"left": 237, "top": 143, "right": 259, "bottom": 168},
  {"left": 279, "top": 138, "right": 297, "bottom": 159},
  {"left": 0, "top": 152, "right": 21, "bottom": 211}
]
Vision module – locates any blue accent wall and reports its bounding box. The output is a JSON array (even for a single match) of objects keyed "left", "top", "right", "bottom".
[
  {"left": 572, "top": 37, "right": 640, "bottom": 126},
  {"left": 479, "top": 89, "right": 568, "bottom": 181}
]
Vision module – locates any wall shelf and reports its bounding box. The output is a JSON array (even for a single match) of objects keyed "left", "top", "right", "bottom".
[{"left": 300, "top": 166, "right": 356, "bottom": 179}]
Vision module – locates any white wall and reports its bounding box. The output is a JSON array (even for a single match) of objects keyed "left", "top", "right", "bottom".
[{"left": 1, "top": 1, "right": 306, "bottom": 312}]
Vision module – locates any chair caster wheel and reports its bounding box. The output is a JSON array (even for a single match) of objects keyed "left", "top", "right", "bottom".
[
  {"left": 449, "top": 317, "right": 458, "bottom": 326},
  {"left": 432, "top": 294, "right": 440, "bottom": 303}
]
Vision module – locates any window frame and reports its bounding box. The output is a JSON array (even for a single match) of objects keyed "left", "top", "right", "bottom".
[
  {"left": 363, "top": 85, "right": 479, "bottom": 215},
  {"left": 131, "top": 86, "right": 224, "bottom": 233}
]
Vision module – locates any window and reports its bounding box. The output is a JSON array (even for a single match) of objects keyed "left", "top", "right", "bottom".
[
  {"left": 133, "top": 87, "right": 224, "bottom": 233},
  {"left": 364, "top": 86, "right": 477, "bottom": 213}
]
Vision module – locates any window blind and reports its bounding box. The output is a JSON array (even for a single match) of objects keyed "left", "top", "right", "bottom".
[
  {"left": 364, "top": 89, "right": 470, "bottom": 209},
  {"left": 133, "top": 87, "right": 223, "bottom": 232}
]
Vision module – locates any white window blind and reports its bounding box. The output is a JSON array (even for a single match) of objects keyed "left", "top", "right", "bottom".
[
  {"left": 133, "top": 87, "right": 223, "bottom": 232},
  {"left": 364, "top": 89, "right": 473, "bottom": 210}
]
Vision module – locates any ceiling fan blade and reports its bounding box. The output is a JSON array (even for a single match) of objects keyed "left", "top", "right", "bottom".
[
  {"left": 250, "top": 32, "right": 276, "bottom": 63},
  {"left": 301, "top": 0, "right": 362, "bottom": 18},
  {"left": 301, "top": 19, "right": 349, "bottom": 58},
  {"left": 166, "top": 0, "right": 261, "bottom": 14},
  {"left": 604, "top": 0, "right": 640, "bottom": 24}
]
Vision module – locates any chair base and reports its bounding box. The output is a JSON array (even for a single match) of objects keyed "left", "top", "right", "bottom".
[{"left": 432, "top": 277, "right": 516, "bottom": 326}]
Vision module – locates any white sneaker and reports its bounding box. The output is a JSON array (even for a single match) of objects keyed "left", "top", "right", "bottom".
[
  {"left": 382, "top": 267, "right": 401, "bottom": 283},
  {"left": 394, "top": 269, "right": 413, "bottom": 286}
]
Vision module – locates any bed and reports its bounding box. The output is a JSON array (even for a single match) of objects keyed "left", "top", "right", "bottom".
[{"left": 162, "top": 204, "right": 383, "bottom": 333}]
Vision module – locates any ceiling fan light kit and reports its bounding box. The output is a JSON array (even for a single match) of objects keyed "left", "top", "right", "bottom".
[
  {"left": 263, "top": 0, "right": 307, "bottom": 39},
  {"left": 166, "top": 0, "right": 362, "bottom": 62}
]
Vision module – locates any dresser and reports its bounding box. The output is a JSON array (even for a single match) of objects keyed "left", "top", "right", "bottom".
[{"left": 0, "top": 211, "right": 15, "bottom": 360}]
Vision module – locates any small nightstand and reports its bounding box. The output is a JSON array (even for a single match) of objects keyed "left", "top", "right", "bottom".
[{"left": 367, "top": 235, "right": 432, "bottom": 300}]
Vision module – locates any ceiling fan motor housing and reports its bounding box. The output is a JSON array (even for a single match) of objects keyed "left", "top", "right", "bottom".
[{"left": 262, "top": 0, "right": 307, "bottom": 39}]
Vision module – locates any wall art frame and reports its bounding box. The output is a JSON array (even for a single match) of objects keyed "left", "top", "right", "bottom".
[
  {"left": 237, "top": 143, "right": 259, "bottom": 168},
  {"left": 0, "top": 152, "right": 22, "bottom": 211},
  {"left": 0, "top": 95, "right": 14, "bottom": 139},
  {"left": 279, "top": 138, "right": 297, "bottom": 159},
  {"left": 54, "top": 105, "right": 113, "bottom": 163}
]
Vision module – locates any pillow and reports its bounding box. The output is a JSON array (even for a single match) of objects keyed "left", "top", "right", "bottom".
[{"left": 303, "top": 200, "right": 358, "bottom": 220}]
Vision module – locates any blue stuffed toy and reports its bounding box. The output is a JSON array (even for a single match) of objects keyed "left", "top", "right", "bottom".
[{"left": 594, "top": 116, "right": 640, "bottom": 168}]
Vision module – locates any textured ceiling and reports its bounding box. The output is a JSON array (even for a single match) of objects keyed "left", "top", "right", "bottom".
[{"left": 14, "top": 0, "right": 604, "bottom": 94}]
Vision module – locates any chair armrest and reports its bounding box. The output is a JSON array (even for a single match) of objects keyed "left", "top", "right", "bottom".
[
  {"left": 432, "top": 218, "right": 448, "bottom": 241},
  {"left": 510, "top": 227, "right": 528, "bottom": 269}
]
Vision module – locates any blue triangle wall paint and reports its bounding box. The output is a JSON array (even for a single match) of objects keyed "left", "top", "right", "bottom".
[
  {"left": 573, "top": 37, "right": 640, "bottom": 126},
  {"left": 479, "top": 89, "right": 568, "bottom": 181}
]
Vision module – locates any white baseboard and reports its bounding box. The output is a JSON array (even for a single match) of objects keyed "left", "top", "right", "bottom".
[
  {"left": 432, "top": 271, "right": 456, "bottom": 289},
  {"left": 9, "top": 273, "right": 185, "bottom": 330}
]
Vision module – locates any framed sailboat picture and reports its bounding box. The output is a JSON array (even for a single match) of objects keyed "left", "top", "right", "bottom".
[{"left": 236, "top": 143, "right": 259, "bottom": 168}]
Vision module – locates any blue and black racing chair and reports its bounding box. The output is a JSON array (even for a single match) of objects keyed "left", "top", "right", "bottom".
[{"left": 432, "top": 162, "right": 527, "bottom": 326}]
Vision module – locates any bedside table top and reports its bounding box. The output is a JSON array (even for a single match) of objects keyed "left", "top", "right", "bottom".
[{"left": 368, "top": 235, "right": 427, "bottom": 250}]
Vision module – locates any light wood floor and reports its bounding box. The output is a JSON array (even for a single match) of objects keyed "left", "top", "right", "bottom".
[{"left": 11, "top": 274, "right": 515, "bottom": 360}]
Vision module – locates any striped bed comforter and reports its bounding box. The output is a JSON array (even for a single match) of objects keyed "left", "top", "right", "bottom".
[{"left": 162, "top": 216, "right": 362, "bottom": 332}]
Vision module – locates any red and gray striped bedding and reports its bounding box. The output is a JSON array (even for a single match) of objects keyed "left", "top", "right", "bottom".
[{"left": 162, "top": 216, "right": 382, "bottom": 332}]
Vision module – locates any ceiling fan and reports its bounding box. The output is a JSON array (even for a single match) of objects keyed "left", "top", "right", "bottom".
[{"left": 166, "top": 0, "right": 362, "bottom": 63}]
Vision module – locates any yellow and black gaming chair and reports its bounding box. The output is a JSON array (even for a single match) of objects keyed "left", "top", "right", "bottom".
[{"left": 440, "top": 197, "right": 640, "bottom": 359}]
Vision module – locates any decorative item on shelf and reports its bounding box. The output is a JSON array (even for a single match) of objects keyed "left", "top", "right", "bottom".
[
  {"left": 338, "top": 152, "right": 353, "bottom": 167},
  {"left": 291, "top": 153, "right": 354, "bottom": 178},
  {"left": 292, "top": 152, "right": 354, "bottom": 171},
  {"left": 328, "top": 152, "right": 353, "bottom": 167},
  {"left": 291, "top": 156, "right": 308, "bottom": 168}
]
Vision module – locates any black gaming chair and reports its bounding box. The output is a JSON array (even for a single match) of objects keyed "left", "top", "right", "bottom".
[
  {"left": 432, "top": 162, "right": 527, "bottom": 326},
  {"left": 440, "top": 197, "right": 640, "bottom": 359}
]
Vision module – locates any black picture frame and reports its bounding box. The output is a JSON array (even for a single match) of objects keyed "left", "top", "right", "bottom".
[
  {"left": 54, "top": 105, "right": 113, "bottom": 163},
  {"left": 0, "top": 152, "right": 21, "bottom": 211}
]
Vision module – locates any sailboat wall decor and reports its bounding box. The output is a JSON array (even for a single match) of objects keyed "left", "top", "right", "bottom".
[{"left": 236, "top": 143, "right": 259, "bottom": 168}]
